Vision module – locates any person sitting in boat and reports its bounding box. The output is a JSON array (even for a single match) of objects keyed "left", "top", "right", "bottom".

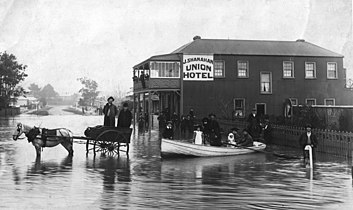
[
  {"left": 162, "top": 121, "right": 174, "bottom": 139},
  {"left": 227, "top": 127, "right": 241, "bottom": 147},
  {"left": 208, "top": 113, "right": 222, "bottom": 146},
  {"left": 193, "top": 125, "right": 203, "bottom": 145},
  {"left": 238, "top": 129, "right": 254, "bottom": 147}
]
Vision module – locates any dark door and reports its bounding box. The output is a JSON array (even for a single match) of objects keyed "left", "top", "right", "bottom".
[{"left": 256, "top": 104, "right": 266, "bottom": 117}]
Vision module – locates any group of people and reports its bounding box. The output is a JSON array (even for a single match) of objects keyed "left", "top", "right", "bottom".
[{"left": 102, "top": 96, "right": 132, "bottom": 128}]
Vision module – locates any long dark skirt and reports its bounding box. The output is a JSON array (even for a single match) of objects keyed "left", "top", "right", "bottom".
[{"left": 104, "top": 116, "right": 115, "bottom": 127}]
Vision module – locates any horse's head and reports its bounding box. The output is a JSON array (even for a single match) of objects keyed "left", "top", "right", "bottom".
[
  {"left": 13, "top": 123, "right": 40, "bottom": 142},
  {"left": 13, "top": 123, "right": 24, "bottom": 141}
]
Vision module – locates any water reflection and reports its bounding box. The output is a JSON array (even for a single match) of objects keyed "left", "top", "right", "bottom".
[{"left": 0, "top": 114, "right": 352, "bottom": 209}]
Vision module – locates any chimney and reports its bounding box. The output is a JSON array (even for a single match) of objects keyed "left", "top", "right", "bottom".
[
  {"left": 296, "top": 39, "right": 305, "bottom": 42},
  {"left": 193, "top": 35, "right": 201, "bottom": 41}
]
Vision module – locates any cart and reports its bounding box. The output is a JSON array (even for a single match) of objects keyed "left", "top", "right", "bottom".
[{"left": 83, "top": 125, "right": 132, "bottom": 156}]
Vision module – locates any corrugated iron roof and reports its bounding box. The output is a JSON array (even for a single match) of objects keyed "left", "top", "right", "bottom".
[
  {"left": 133, "top": 53, "right": 181, "bottom": 69},
  {"left": 171, "top": 39, "right": 343, "bottom": 57},
  {"left": 134, "top": 38, "right": 342, "bottom": 69}
]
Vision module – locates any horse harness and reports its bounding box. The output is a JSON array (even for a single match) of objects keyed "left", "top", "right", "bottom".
[{"left": 25, "top": 128, "right": 61, "bottom": 147}]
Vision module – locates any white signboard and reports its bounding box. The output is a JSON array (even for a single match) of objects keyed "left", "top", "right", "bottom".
[{"left": 183, "top": 55, "right": 214, "bottom": 81}]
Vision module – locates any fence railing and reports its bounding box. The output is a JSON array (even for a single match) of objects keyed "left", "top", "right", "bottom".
[{"left": 219, "top": 120, "right": 353, "bottom": 158}]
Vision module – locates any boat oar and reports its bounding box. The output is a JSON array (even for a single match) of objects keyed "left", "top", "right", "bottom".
[{"left": 224, "top": 143, "right": 301, "bottom": 159}]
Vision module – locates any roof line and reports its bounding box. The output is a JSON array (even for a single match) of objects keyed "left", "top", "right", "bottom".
[
  {"left": 133, "top": 53, "right": 182, "bottom": 69},
  {"left": 303, "top": 41, "right": 344, "bottom": 57}
]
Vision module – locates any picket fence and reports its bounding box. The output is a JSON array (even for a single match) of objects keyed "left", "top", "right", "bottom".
[{"left": 219, "top": 120, "right": 353, "bottom": 158}]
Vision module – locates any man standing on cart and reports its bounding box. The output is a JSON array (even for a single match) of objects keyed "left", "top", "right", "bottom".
[
  {"left": 103, "top": 96, "right": 118, "bottom": 127},
  {"left": 117, "top": 102, "right": 132, "bottom": 128}
]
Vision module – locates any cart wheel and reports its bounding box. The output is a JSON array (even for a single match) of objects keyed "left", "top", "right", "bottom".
[{"left": 95, "top": 130, "right": 121, "bottom": 156}]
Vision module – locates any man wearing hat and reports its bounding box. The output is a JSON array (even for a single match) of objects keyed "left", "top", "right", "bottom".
[
  {"left": 103, "top": 96, "right": 118, "bottom": 126},
  {"left": 117, "top": 102, "right": 132, "bottom": 128},
  {"left": 247, "top": 108, "right": 260, "bottom": 138},
  {"left": 208, "top": 113, "right": 222, "bottom": 146},
  {"left": 299, "top": 124, "right": 318, "bottom": 163}
]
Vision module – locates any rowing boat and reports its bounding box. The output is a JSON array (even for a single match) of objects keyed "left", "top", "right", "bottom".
[{"left": 161, "top": 138, "right": 266, "bottom": 158}]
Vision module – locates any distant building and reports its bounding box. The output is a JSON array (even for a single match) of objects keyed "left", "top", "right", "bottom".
[
  {"left": 133, "top": 37, "right": 353, "bottom": 123},
  {"left": 13, "top": 95, "right": 39, "bottom": 108}
]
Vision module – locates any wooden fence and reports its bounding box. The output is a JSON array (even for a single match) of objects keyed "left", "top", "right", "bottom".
[{"left": 219, "top": 120, "right": 353, "bottom": 158}]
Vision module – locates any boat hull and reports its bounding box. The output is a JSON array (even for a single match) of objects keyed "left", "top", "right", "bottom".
[{"left": 161, "top": 138, "right": 266, "bottom": 158}]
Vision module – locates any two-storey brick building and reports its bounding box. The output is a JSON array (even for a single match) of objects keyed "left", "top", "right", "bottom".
[{"left": 133, "top": 37, "right": 352, "bottom": 129}]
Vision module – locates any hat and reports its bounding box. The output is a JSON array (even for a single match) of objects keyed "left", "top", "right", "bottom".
[
  {"left": 230, "top": 127, "right": 239, "bottom": 132},
  {"left": 107, "top": 96, "right": 114, "bottom": 101},
  {"left": 305, "top": 123, "right": 312, "bottom": 128},
  {"left": 209, "top": 113, "right": 216, "bottom": 117},
  {"left": 123, "top": 102, "right": 128, "bottom": 107}
]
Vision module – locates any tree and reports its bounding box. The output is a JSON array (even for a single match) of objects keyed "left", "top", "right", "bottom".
[
  {"left": 0, "top": 52, "right": 28, "bottom": 107},
  {"left": 39, "top": 84, "right": 58, "bottom": 99},
  {"left": 77, "top": 77, "right": 99, "bottom": 106},
  {"left": 28, "top": 83, "right": 41, "bottom": 98}
]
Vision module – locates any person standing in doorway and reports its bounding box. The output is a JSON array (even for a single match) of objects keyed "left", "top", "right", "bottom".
[
  {"left": 117, "top": 102, "right": 132, "bottom": 128},
  {"left": 299, "top": 124, "right": 318, "bottom": 164},
  {"left": 247, "top": 108, "right": 260, "bottom": 138},
  {"left": 103, "top": 97, "right": 118, "bottom": 127}
]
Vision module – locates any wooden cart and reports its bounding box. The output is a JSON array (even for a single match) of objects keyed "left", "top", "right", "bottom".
[{"left": 83, "top": 125, "right": 132, "bottom": 156}]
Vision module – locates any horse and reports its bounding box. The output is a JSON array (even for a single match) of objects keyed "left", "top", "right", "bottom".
[{"left": 13, "top": 123, "right": 74, "bottom": 157}]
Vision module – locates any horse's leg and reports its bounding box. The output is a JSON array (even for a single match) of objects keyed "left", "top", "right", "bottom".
[
  {"left": 61, "top": 138, "right": 74, "bottom": 156},
  {"left": 33, "top": 143, "right": 41, "bottom": 157}
]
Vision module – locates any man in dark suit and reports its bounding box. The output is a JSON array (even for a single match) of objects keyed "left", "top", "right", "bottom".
[
  {"left": 247, "top": 108, "right": 260, "bottom": 138},
  {"left": 299, "top": 124, "right": 318, "bottom": 164},
  {"left": 103, "top": 97, "right": 118, "bottom": 126},
  {"left": 117, "top": 102, "right": 132, "bottom": 128}
]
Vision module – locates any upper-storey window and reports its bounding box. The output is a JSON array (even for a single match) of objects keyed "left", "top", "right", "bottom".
[
  {"left": 305, "top": 62, "right": 316, "bottom": 79},
  {"left": 237, "top": 60, "right": 249, "bottom": 78},
  {"left": 327, "top": 62, "right": 338, "bottom": 79},
  {"left": 214, "top": 60, "right": 225, "bottom": 78},
  {"left": 150, "top": 62, "right": 180, "bottom": 78},
  {"left": 260, "top": 72, "right": 272, "bottom": 94},
  {"left": 283, "top": 61, "right": 294, "bottom": 78}
]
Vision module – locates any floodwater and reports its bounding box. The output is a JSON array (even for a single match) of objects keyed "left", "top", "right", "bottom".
[{"left": 0, "top": 109, "right": 353, "bottom": 210}]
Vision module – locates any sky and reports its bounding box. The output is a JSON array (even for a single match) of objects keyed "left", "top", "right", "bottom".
[{"left": 0, "top": 0, "right": 352, "bottom": 96}]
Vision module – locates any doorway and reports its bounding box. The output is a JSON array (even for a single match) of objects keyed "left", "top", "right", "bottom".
[{"left": 256, "top": 103, "right": 266, "bottom": 117}]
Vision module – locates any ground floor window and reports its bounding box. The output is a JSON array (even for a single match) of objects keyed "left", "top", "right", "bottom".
[
  {"left": 233, "top": 98, "right": 245, "bottom": 118},
  {"left": 324, "top": 98, "right": 335, "bottom": 106},
  {"left": 289, "top": 98, "right": 298, "bottom": 106},
  {"left": 305, "top": 98, "right": 316, "bottom": 106}
]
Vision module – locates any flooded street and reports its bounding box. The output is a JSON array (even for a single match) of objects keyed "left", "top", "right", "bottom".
[{"left": 1, "top": 109, "right": 353, "bottom": 209}]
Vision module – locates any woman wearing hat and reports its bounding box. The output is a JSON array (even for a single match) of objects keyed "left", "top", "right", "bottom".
[
  {"left": 299, "top": 124, "right": 318, "bottom": 164},
  {"left": 103, "top": 96, "right": 118, "bottom": 126}
]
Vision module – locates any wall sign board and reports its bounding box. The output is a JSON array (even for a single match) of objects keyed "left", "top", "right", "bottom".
[{"left": 183, "top": 55, "right": 214, "bottom": 81}]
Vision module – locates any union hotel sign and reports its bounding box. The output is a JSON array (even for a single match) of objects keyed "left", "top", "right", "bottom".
[{"left": 183, "top": 55, "right": 214, "bottom": 81}]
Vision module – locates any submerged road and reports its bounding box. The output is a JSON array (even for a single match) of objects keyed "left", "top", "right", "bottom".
[{"left": 0, "top": 112, "right": 352, "bottom": 209}]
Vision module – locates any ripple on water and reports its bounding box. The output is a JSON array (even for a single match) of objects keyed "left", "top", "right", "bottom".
[{"left": 0, "top": 114, "right": 353, "bottom": 209}]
